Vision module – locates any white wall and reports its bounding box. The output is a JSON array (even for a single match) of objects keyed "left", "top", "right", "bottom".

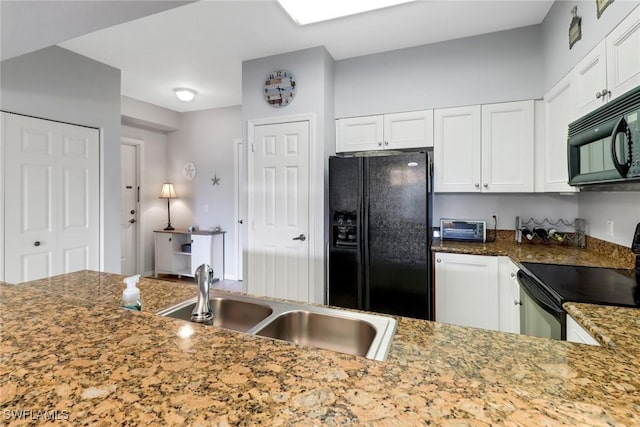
[
  {"left": 434, "top": 193, "right": 580, "bottom": 231},
  {"left": 122, "top": 95, "right": 180, "bottom": 132},
  {"left": 542, "top": 0, "right": 639, "bottom": 91},
  {"left": 242, "top": 46, "right": 335, "bottom": 303},
  {"left": 1, "top": 46, "right": 122, "bottom": 273},
  {"left": 335, "top": 25, "right": 543, "bottom": 118},
  {"left": 167, "top": 106, "right": 242, "bottom": 280},
  {"left": 121, "top": 124, "right": 169, "bottom": 276},
  {"left": 578, "top": 192, "right": 640, "bottom": 247}
]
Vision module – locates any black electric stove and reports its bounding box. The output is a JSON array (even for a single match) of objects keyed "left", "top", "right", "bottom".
[{"left": 520, "top": 262, "right": 640, "bottom": 308}]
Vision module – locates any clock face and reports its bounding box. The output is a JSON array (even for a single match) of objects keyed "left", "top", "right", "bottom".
[
  {"left": 182, "top": 162, "right": 197, "bottom": 180},
  {"left": 264, "top": 70, "right": 296, "bottom": 108}
]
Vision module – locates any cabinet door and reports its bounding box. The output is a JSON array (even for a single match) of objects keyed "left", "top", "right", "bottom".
[
  {"left": 481, "top": 101, "right": 534, "bottom": 193},
  {"left": 571, "top": 41, "right": 608, "bottom": 120},
  {"left": 606, "top": 5, "right": 640, "bottom": 100},
  {"left": 434, "top": 252, "right": 499, "bottom": 331},
  {"left": 191, "top": 234, "right": 215, "bottom": 278},
  {"left": 154, "top": 233, "right": 174, "bottom": 275},
  {"left": 383, "top": 110, "right": 433, "bottom": 149},
  {"left": 434, "top": 105, "right": 481, "bottom": 192},
  {"left": 336, "top": 116, "right": 383, "bottom": 153},
  {"left": 498, "top": 257, "right": 521, "bottom": 334},
  {"left": 542, "top": 74, "right": 578, "bottom": 192}
]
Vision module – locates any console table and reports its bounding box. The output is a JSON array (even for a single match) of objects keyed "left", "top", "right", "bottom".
[{"left": 154, "top": 229, "right": 225, "bottom": 281}]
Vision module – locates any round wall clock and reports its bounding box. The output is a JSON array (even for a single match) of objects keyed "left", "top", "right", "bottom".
[
  {"left": 264, "top": 70, "right": 296, "bottom": 108},
  {"left": 182, "top": 162, "right": 197, "bottom": 180}
]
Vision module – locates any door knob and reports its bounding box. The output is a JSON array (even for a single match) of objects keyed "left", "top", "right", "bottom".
[
  {"left": 129, "top": 219, "right": 136, "bottom": 224},
  {"left": 292, "top": 234, "right": 306, "bottom": 241}
]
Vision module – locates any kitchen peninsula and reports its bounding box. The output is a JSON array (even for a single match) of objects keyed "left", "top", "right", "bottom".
[{"left": 1, "top": 270, "right": 639, "bottom": 425}]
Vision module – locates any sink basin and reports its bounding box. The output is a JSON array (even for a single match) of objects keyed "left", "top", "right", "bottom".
[
  {"left": 157, "top": 297, "right": 273, "bottom": 332},
  {"left": 254, "top": 310, "right": 377, "bottom": 357},
  {"left": 157, "top": 291, "right": 396, "bottom": 361}
]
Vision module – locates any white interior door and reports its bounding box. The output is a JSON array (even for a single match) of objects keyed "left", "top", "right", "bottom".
[
  {"left": 3, "top": 113, "right": 99, "bottom": 283},
  {"left": 235, "top": 139, "right": 244, "bottom": 281},
  {"left": 120, "top": 143, "right": 138, "bottom": 276},
  {"left": 249, "top": 121, "right": 310, "bottom": 302}
]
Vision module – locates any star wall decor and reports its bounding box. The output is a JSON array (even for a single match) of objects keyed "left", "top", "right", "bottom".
[{"left": 211, "top": 174, "right": 221, "bottom": 186}]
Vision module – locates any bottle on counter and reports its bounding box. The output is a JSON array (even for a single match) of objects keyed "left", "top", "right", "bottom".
[
  {"left": 548, "top": 228, "right": 566, "bottom": 242},
  {"left": 520, "top": 227, "right": 535, "bottom": 241},
  {"left": 533, "top": 227, "right": 549, "bottom": 242},
  {"left": 120, "top": 274, "right": 142, "bottom": 311}
]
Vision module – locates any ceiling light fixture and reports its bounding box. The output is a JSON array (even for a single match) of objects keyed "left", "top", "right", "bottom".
[
  {"left": 276, "top": 0, "right": 415, "bottom": 25},
  {"left": 173, "top": 87, "right": 197, "bottom": 102}
]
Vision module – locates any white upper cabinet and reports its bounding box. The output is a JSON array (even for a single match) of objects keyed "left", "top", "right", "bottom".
[
  {"left": 571, "top": 6, "right": 640, "bottom": 120},
  {"left": 606, "top": 5, "right": 640, "bottom": 100},
  {"left": 336, "top": 115, "right": 383, "bottom": 153},
  {"left": 542, "top": 73, "right": 579, "bottom": 192},
  {"left": 481, "top": 100, "right": 534, "bottom": 193},
  {"left": 434, "top": 105, "right": 482, "bottom": 192},
  {"left": 571, "top": 41, "right": 608, "bottom": 120},
  {"left": 434, "top": 101, "right": 534, "bottom": 193},
  {"left": 383, "top": 110, "right": 434, "bottom": 150},
  {"left": 336, "top": 110, "right": 433, "bottom": 153}
]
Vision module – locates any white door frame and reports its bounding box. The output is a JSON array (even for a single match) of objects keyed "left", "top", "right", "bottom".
[
  {"left": 0, "top": 114, "right": 5, "bottom": 281},
  {"left": 247, "top": 113, "right": 318, "bottom": 301},
  {"left": 121, "top": 136, "right": 145, "bottom": 276},
  {"left": 234, "top": 138, "right": 243, "bottom": 282}
]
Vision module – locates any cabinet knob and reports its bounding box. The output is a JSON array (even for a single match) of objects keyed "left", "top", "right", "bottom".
[
  {"left": 384, "top": 140, "right": 389, "bottom": 146},
  {"left": 595, "top": 89, "right": 611, "bottom": 99},
  {"left": 378, "top": 141, "right": 383, "bottom": 147},
  {"left": 34, "top": 241, "right": 41, "bottom": 247},
  {"left": 514, "top": 300, "right": 522, "bottom": 306},
  {"left": 474, "top": 183, "right": 480, "bottom": 189},
  {"left": 169, "top": 237, "right": 172, "bottom": 242},
  {"left": 483, "top": 183, "right": 488, "bottom": 188},
  {"left": 436, "top": 258, "right": 441, "bottom": 263},
  {"left": 510, "top": 272, "right": 516, "bottom": 278}
]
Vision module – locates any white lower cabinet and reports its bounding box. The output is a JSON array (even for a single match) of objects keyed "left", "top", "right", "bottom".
[
  {"left": 566, "top": 315, "right": 600, "bottom": 346},
  {"left": 434, "top": 252, "right": 499, "bottom": 331},
  {"left": 498, "top": 257, "right": 521, "bottom": 334}
]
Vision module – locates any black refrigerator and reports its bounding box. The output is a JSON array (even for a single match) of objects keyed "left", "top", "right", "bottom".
[{"left": 328, "top": 150, "right": 433, "bottom": 320}]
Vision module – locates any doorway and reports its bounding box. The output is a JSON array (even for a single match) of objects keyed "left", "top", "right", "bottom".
[
  {"left": 2, "top": 112, "right": 100, "bottom": 283},
  {"left": 120, "top": 137, "right": 143, "bottom": 276},
  {"left": 248, "top": 119, "right": 312, "bottom": 302}
]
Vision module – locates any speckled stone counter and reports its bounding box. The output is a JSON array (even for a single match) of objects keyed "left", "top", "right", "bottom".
[
  {"left": 2, "top": 272, "right": 640, "bottom": 425},
  {"left": 433, "top": 231, "right": 636, "bottom": 269}
]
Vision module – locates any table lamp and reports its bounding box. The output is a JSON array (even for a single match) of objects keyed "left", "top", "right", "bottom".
[{"left": 159, "top": 182, "right": 177, "bottom": 230}]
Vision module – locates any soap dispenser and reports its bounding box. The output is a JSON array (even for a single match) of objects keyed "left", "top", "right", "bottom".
[{"left": 121, "top": 274, "right": 142, "bottom": 311}]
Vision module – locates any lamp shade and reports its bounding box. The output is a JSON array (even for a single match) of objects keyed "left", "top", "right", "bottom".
[{"left": 159, "top": 182, "right": 177, "bottom": 199}]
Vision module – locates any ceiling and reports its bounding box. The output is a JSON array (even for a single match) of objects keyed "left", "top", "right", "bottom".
[{"left": 58, "top": 0, "right": 554, "bottom": 113}]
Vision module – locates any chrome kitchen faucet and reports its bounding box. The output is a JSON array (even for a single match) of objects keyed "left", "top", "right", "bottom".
[{"left": 191, "top": 264, "right": 214, "bottom": 323}]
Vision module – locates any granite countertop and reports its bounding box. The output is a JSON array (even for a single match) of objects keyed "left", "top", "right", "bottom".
[
  {"left": 2, "top": 271, "right": 640, "bottom": 425},
  {"left": 433, "top": 230, "right": 636, "bottom": 269}
]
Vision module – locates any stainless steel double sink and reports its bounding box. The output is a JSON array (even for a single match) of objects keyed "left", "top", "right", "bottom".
[{"left": 156, "top": 291, "right": 397, "bottom": 361}]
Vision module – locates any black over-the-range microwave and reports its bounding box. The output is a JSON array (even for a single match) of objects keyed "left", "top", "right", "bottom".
[{"left": 568, "top": 85, "right": 640, "bottom": 186}]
